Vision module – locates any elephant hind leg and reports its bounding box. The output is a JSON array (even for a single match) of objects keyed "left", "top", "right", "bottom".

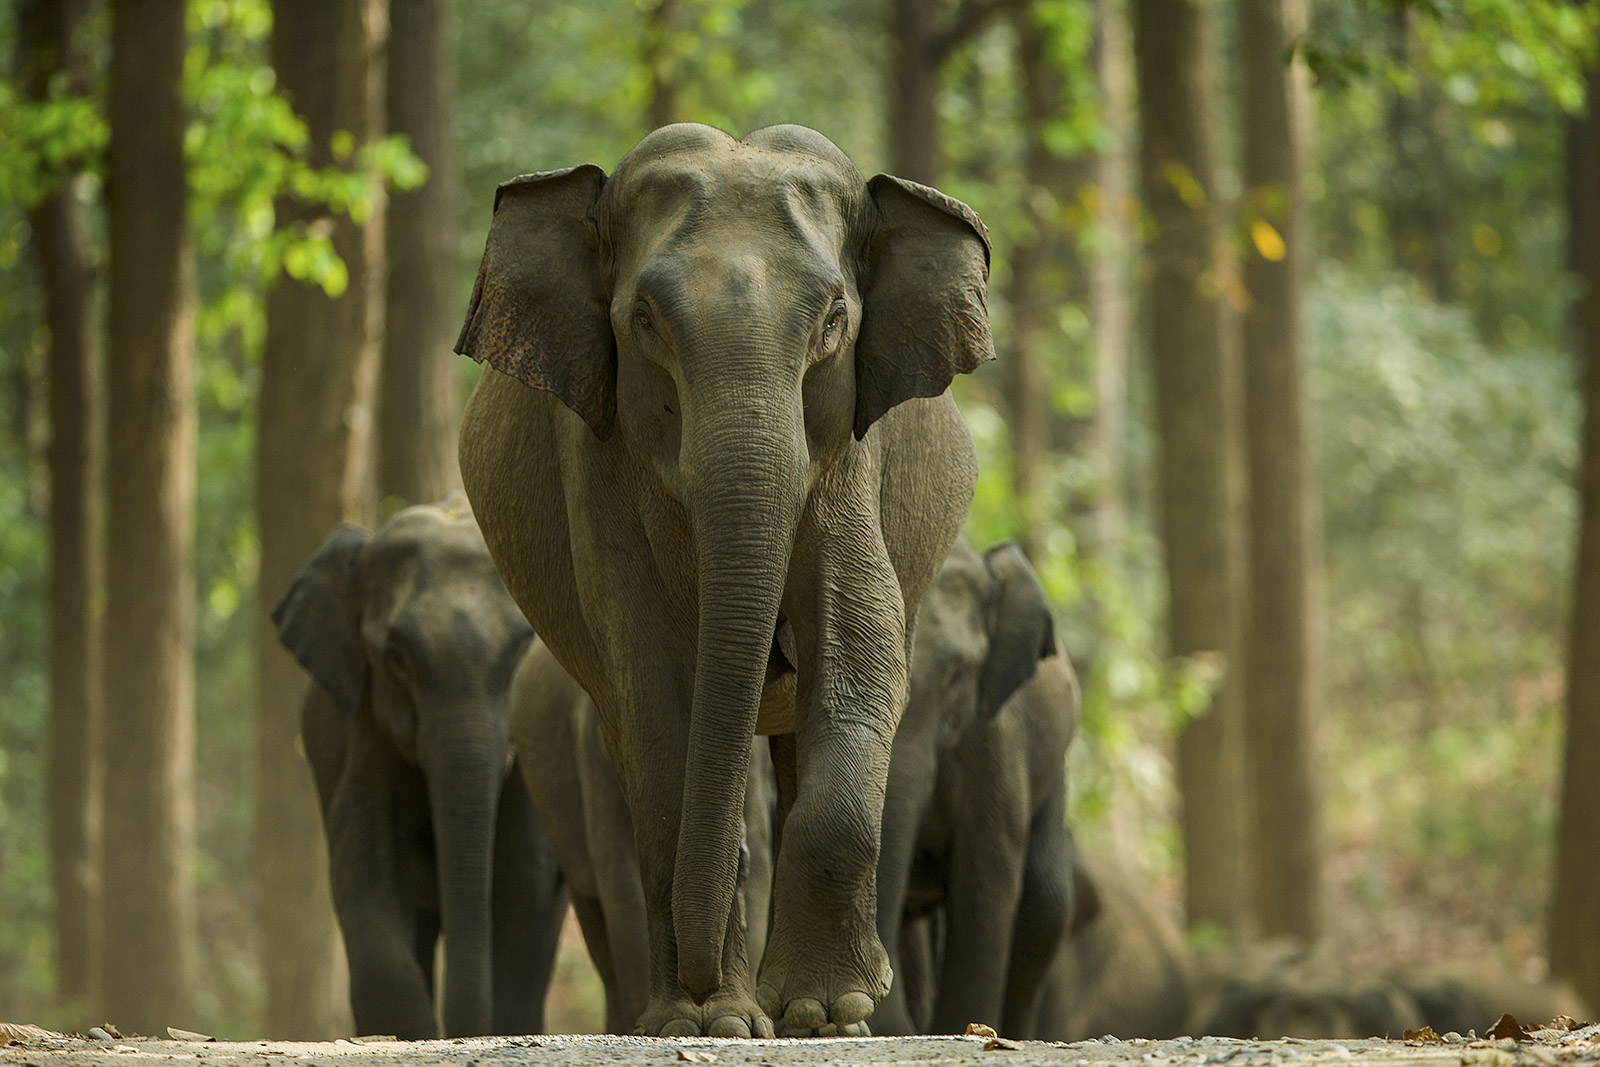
[
  {"left": 571, "top": 894, "right": 627, "bottom": 1033},
  {"left": 414, "top": 908, "right": 442, "bottom": 1000},
  {"left": 492, "top": 770, "right": 568, "bottom": 1035},
  {"left": 1000, "top": 778, "right": 1075, "bottom": 1040}
]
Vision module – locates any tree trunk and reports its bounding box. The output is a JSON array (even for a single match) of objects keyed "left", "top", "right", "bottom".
[
  {"left": 255, "top": 0, "right": 387, "bottom": 1038},
  {"left": 1088, "top": 0, "right": 1134, "bottom": 554},
  {"left": 1239, "top": 0, "right": 1323, "bottom": 942},
  {"left": 1551, "top": 53, "right": 1600, "bottom": 1016},
  {"left": 1385, "top": 8, "right": 1456, "bottom": 302},
  {"left": 380, "top": 0, "right": 461, "bottom": 510},
  {"left": 1004, "top": 4, "right": 1066, "bottom": 561},
  {"left": 102, "top": 0, "right": 197, "bottom": 1032},
  {"left": 888, "top": 0, "right": 942, "bottom": 183},
  {"left": 1131, "top": 0, "right": 1252, "bottom": 938},
  {"left": 644, "top": 0, "right": 681, "bottom": 128},
  {"left": 18, "top": 0, "right": 104, "bottom": 1010}
]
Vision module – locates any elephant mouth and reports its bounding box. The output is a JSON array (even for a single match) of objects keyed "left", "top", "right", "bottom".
[{"left": 755, "top": 616, "right": 797, "bottom": 735}]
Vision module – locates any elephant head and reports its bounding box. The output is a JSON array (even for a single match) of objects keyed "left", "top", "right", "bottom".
[
  {"left": 456, "top": 124, "right": 993, "bottom": 995},
  {"left": 272, "top": 496, "right": 535, "bottom": 1036},
  {"left": 911, "top": 538, "right": 1058, "bottom": 739}
]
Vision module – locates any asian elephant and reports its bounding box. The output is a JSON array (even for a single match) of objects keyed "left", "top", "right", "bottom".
[
  {"left": 1034, "top": 856, "right": 1193, "bottom": 1041},
  {"left": 871, "top": 539, "right": 1080, "bottom": 1038},
  {"left": 508, "top": 636, "right": 776, "bottom": 1033},
  {"left": 456, "top": 122, "right": 992, "bottom": 1036},
  {"left": 274, "top": 497, "right": 568, "bottom": 1038}
]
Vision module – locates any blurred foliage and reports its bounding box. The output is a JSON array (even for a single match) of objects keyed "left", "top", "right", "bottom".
[
  {"left": 1309, "top": 267, "right": 1574, "bottom": 970},
  {"left": 0, "top": 0, "right": 1595, "bottom": 1032}
]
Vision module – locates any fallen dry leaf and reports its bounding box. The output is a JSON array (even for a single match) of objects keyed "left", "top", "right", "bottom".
[
  {"left": 166, "top": 1027, "right": 212, "bottom": 1042},
  {"left": 676, "top": 1049, "right": 717, "bottom": 1063},
  {"left": 966, "top": 1023, "right": 998, "bottom": 1039},
  {"left": 1553, "top": 1016, "right": 1587, "bottom": 1031},
  {"left": 1404, "top": 1026, "right": 1444, "bottom": 1044},
  {"left": 0, "top": 1022, "right": 66, "bottom": 1045},
  {"left": 984, "top": 1038, "right": 1020, "bottom": 1050},
  {"left": 1486, "top": 1014, "right": 1531, "bottom": 1042}
]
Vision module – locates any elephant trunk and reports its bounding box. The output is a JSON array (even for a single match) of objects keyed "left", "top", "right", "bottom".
[
  {"left": 425, "top": 730, "right": 504, "bottom": 1036},
  {"left": 673, "top": 400, "right": 805, "bottom": 1001}
]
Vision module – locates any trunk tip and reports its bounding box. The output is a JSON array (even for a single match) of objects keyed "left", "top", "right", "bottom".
[{"left": 677, "top": 949, "right": 724, "bottom": 1004}]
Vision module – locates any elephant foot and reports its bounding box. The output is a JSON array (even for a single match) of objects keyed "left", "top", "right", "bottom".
[
  {"left": 756, "top": 924, "right": 892, "bottom": 1038},
  {"left": 632, "top": 989, "right": 774, "bottom": 1038},
  {"left": 774, "top": 1018, "right": 872, "bottom": 1038}
]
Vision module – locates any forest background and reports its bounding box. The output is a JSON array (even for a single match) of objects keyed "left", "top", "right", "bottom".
[{"left": 1, "top": 0, "right": 1599, "bottom": 1043}]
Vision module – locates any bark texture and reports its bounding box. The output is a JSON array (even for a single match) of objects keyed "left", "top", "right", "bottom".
[
  {"left": 255, "top": 0, "right": 388, "bottom": 1038},
  {"left": 1239, "top": 0, "right": 1322, "bottom": 942},
  {"left": 1131, "top": 0, "right": 1252, "bottom": 937},
  {"left": 1551, "top": 56, "right": 1600, "bottom": 1015},
  {"left": 102, "top": 0, "right": 197, "bottom": 1032},
  {"left": 380, "top": 0, "right": 461, "bottom": 508},
  {"left": 19, "top": 0, "right": 104, "bottom": 1009}
]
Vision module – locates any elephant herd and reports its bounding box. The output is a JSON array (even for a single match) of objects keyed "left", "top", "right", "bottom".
[
  {"left": 270, "top": 121, "right": 1136, "bottom": 1042},
  {"left": 269, "top": 122, "right": 1588, "bottom": 1044}
]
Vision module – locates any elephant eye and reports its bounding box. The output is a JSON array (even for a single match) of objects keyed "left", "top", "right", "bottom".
[
  {"left": 635, "top": 303, "right": 655, "bottom": 333},
  {"left": 821, "top": 303, "right": 847, "bottom": 352}
]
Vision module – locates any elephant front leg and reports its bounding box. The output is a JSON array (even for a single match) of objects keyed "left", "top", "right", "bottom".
[
  {"left": 757, "top": 529, "right": 906, "bottom": 1036},
  {"left": 618, "top": 704, "right": 774, "bottom": 1038},
  {"left": 929, "top": 761, "right": 1029, "bottom": 1035}
]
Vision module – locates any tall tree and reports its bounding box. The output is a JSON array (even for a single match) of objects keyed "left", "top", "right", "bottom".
[
  {"left": 380, "top": 0, "right": 461, "bottom": 508},
  {"left": 255, "top": 0, "right": 388, "bottom": 1038},
  {"left": 644, "top": 0, "right": 682, "bottom": 128},
  {"left": 888, "top": 0, "right": 1024, "bottom": 182},
  {"left": 1088, "top": 0, "right": 1135, "bottom": 552},
  {"left": 1551, "top": 46, "right": 1600, "bottom": 1014},
  {"left": 1131, "top": 0, "right": 1252, "bottom": 937},
  {"left": 102, "top": 0, "right": 197, "bottom": 1031},
  {"left": 1239, "top": 0, "right": 1322, "bottom": 941},
  {"left": 1385, "top": 8, "right": 1457, "bottom": 301},
  {"left": 1005, "top": 3, "right": 1077, "bottom": 561},
  {"left": 18, "top": 0, "right": 104, "bottom": 1009}
]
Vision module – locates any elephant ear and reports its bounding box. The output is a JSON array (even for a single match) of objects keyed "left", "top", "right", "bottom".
[
  {"left": 854, "top": 174, "right": 995, "bottom": 439},
  {"left": 272, "top": 524, "right": 371, "bottom": 718},
  {"left": 977, "top": 542, "right": 1057, "bottom": 720},
  {"left": 456, "top": 165, "right": 617, "bottom": 440}
]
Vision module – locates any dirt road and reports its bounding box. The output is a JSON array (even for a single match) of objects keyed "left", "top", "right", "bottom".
[{"left": 6, "top": 1030, "right": 1599, "bottom": 1067}]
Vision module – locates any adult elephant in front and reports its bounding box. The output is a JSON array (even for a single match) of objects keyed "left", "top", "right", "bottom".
[{"left": 456, "top": 122, "right": 993, "bottom": 1038}]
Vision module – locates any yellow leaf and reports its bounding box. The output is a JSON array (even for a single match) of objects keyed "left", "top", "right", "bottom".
[
  {"left": 1472, "top": 223, "right": 1503, "bottom": 257},
  {"left": 1251, "top": 219, "right": 1287, "bottom": 262}
]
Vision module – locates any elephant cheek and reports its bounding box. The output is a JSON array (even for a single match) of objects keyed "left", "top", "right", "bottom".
[
  {"left": 802, "top": 348, "right": 857, "bottom": 463},
  {"left": 616, "top": 347, "right": 683, "bottom": 485}
]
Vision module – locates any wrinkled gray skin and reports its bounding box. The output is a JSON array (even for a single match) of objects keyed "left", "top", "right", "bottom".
[
  {"left": 456, "top": 123, "right": 991, "bottom": 1037},
  {"left": 1034, "top": 856, "right": 1192, "bottom": 1041},
  {"left": 275, "top": 500, "right": 567, "bottom": 1039},
  {"left": 871, "top": 539, "right": 1080, "bottom": 1037},
  {"left": 509, "top": 637, "right": 776, "bottom": 1033}
]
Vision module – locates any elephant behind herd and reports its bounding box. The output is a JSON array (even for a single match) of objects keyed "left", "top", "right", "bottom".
[{"left": 271, "top": 123, "right": 1593, "bottom": 1043}]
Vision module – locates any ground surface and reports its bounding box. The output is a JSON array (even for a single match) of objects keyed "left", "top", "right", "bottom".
[{"left": 6, "top": 1031, "right": 1600, "bottom": 1067}]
